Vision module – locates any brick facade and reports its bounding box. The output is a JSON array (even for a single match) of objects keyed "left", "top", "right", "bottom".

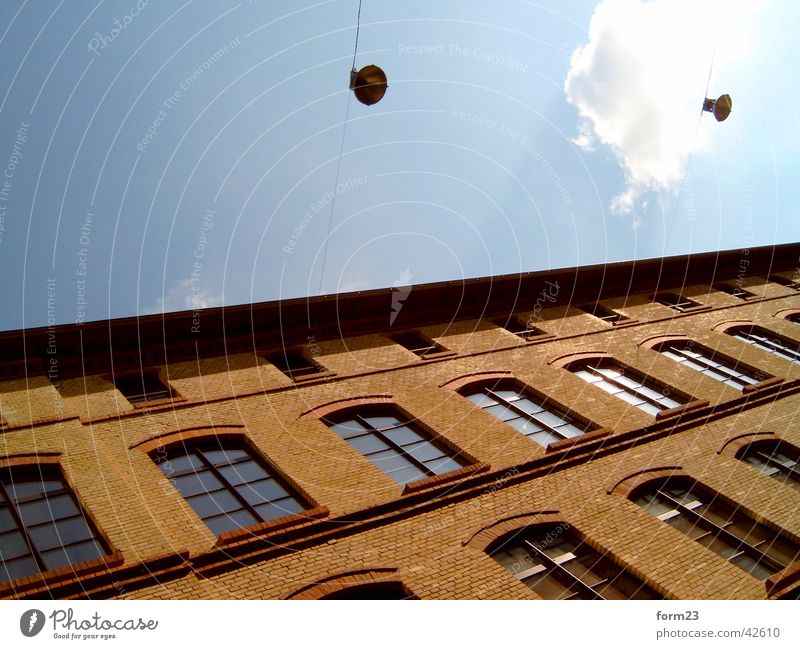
[{"left": 1, "top": 244, "right": 799, "bottom": 599}]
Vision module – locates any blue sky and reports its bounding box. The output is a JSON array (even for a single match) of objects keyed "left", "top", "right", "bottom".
[{"left": 0, "top": 0, "right": 798, "bottom": 331}]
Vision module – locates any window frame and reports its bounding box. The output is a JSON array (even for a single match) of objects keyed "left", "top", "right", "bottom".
[
  {"left": 112, "top": 369, "right": 178, "bottom": 406},
  {"left": 714, "top": 283, "right": 756, "bottom": 299},
  {"left": 0, "top": 465, "right": 109, "bottom": 584},
  {"left": 654, "top": 292, "right": 703, "bottom": 313},
  {"left": 266, "top": 348, "right": 326, "bottom": 380},
  {"left": 580, "top": 303, "right": 632, "bottom": 325},
  {"left": 494, "top": 315, "right": 550, "bottom": 341},
  {"left": 461, "top": 381, "right": 596, "bottom": 447},
  {"left": 737, "top": 440, "right": 800, "bottom": 492},
  {"left": 653, "top": 340, "right": 766, "bottom": 391},
  {"left": 389, "top": 331, "right": 447, "bottom": 358},
  {"left": 728, "top": 325, "right": 800, "bottom": 364}
]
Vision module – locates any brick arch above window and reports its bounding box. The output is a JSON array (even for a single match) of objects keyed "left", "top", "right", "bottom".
[
  {"left": 712, "top": 319, "right": 754, "bottom": 334},
  {"left": 548, "top": 351, "right": 612, "bottom": 369},
  {"left": 129, "top": 425, "right": 246, "bottom": 454},
  {"left": 300, "top": 394, "right": 394, "bottom": 420},
  {"left": 718, "top": 431, "right": 778, "bottom": 456},
  {"left": 774, "top": 309, "right": 800, "bottom": 322},
  {"left": 463, "top": 511, "right": 561, "bottom": 550},
  {"left": 607, "top": 466, "right": 684, "bottom": 497},
  {"left": 283, "top": 567, "right": 408, "bottom": 600},
  {"left": 439, "top": 371, "right": 513, "bottom": 392}
]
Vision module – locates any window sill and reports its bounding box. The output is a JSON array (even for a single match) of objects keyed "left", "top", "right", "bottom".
[
  {"left": 215, "top": 506, "right": 330, "bottom": 546},
  {"left": 609, "top": 318, "right": 640, "bottom": 328},
  {"left": 766, "top": 560, "right": 800, "bottom": 597},
  {"left": 546, "top": 428, "right": 612, "bottom": 453},
  {"left": 655, "top": 399, "right": 709, "bottom": 421},
  {"left": 402, "top": 463, "right": 490, "bottom": 495},
  {"left": 418, "top": 350, "right": 458, "bottom": 361},
  {"left": 0, "top": 550, "right": 124, "bottom": 599},
  {"left": 521, "top": 333, "right": 556, "bottom": 344},
  {"left": 742, "top": 376, "right": 784, "bottom": 394},
  {"left": 289, "top": 371, "right": 337, "bottom": 385},
  {"left": 669, "top": 304, "right": 712, "bottom": 315}
]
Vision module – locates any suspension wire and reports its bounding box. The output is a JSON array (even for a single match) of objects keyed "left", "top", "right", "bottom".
[
  {"left": 662, "top": 4, "right": 722, "bottom": 254},
  {"left": 318, "top": 0, "right": 361, "bottom": 294}
]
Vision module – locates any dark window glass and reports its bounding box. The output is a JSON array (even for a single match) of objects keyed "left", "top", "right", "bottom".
[
  {"left": 325, "top": 412, "right": 465, "bottom": 486},
  {"left": 0, "top": 468, "right": 108, "bottom": 584},
  {"left": 633, "top": 477, "right": 800, "bottom": 580},
  {"left": 156, "top": 441, "right": 310, "bottom": 536},
  {"left": 715, "top": 283, "right": 755, "bottom": 299},
  {"left": 113, "top": 371, "right": 176, "bottom": 405},
  {"left": 654, "top": 293, "right": 702, "bottom": 312},
  {"left": 571, "top": 361, "right": 686, "bottom": 416},
  {"left": 464, "top": 384, "right": 593, "bottom": 447},
  {"left": 267, "top": 349, "right": 324, "bottom": 379},
  {"left": 728, "top": 326, "right": 800, "bottom": 364},
  {"left": 390, "top": 331, "right": 445, "bottom": 358},
  {"left": 494, "top": 316, "right": 548, "bottom": 340},
  {"left": 321, "top": 582, "right": 418, "bottom": 600},
  {"left": 581, "top": 303, "right": 631, "bottom": 324},
  {"left": 770, "top": 275, "right": 800, "bottom": 291},
  {"left": 489, "top": 524, "right": 661, "bottom": 600},
  {"left": 655, "top": 341, "right": 764, "bottom": 391},
  {"left": 738, "top": 440, "right": 800, "bottom": 492}
]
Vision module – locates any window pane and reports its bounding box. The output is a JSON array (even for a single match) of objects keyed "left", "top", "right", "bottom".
[
  {"left": 28, "top": 517, "right": 94, "bottom": 551},
  {"left": 329, "top": 420, "right": 368, "bottom": 439},
  {"left": 382, "top": 465, "right": 428, "bottom": 486},
  {"left": 217, "top": 461, "right": 270, "bottom": 487},
  {"left": 514, "top": 399, "right": 546, "bottom": 416},
  {"left": 201, "top": 449, "right": 251, "bottom": 466},
  {"left": 405, "top": 441, "right": 446, "bottom": 464},
  {"left": 158, "top": 453, "right": 203, "bottom": 474},
  {"left": 172, "top": 471, "right": 223, "bottom": 498},
  {"left": 0, "top": 530, "right": 31, "bottom": 560},
  {"left": 238, "top": 478, "right": 289, "bottom": 506},
  {"left": 363, "top": 416, "right": 402, "bottom": 430},
  {"left": 506, "top": 417, "right": 544, "bottom": 437},
  {"left": 349, "top": 434, "right": 390, "bottom": 456},
  {"left": 204, "top": 509, "right": 258, "bottom": 536},
  {"left": 18, "top": 494, "right": 79, "bottom": 527},
  {"left": 254, "top": 498, "right": 304, "bottom": 522},
  {"left": 381, "top": 426, "right": 423, "bottom": 447},
  {"left": 0, "top": 555, "right": 39, "bottom": 583},
  {"left": 529, "top": 431, "right": 561, "bottom": 447},
  {"left": 492, "top": 390, "right": 522, "bottom": 402},
  {"left": 0, "top": 507, "right": 16, "bottom": 534},
  {"left": 467, "top": 393, "right": 497, "bottom": 407},
  {"left": 41, "top": 539, "right": 104, "bottom": 571},
  {"left": 425, "top": 457, "right": 463, "bottom": 475},
  {"left": 483, "top": 404, "right": 518, "bottom": 421},
  {"left": 186, "top": 490, "right": 242, "bottom": 518}
]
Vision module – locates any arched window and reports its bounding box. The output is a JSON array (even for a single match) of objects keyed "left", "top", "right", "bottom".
[
  {"left": 321, "top": 582, "right": 417, "bottom": 600},
  {"left": 632, "top": 476, "right": 800, "bottom": 580},
  {"left": 462, "top": 382, "right": 593, "bottom": 447},
  {"left": 0, "top": 466, "right": 108, "bottom": 584},
  {"left": 487, "top": 524, "right": 660, "bottom": 600},
  {"left": 570, "top": 359, "right": 686, "bottom": 416},
  {"left": 155, "top": 440, "right": 310, "bottom": 536},
  {"left": 324, "top": 411, "right": 464, "bottom": 486},
  {"left": 737, "top": 440, "right": 800, "bottom": 492},
  {"left": 653, "top": 340, "right": 765, "bottom": 391},
  {"left": 727, "top": 325, "right": 800, "bottom": 364}
]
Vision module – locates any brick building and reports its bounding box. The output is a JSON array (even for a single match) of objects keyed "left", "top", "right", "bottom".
[{"left": 1, "top": 243, "right": 799, "bottom": 600}]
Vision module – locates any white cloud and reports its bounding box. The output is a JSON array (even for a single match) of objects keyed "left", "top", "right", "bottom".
[
  {"left": 148, "top": 278, "right": 223, "bottom": 314},
  {"left": 565, "top": 0, "right": 759, "bottom": 214}
]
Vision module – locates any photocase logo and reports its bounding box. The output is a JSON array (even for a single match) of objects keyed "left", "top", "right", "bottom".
[
  {"left": 390, "top": 268, "right": 413, "bottom": 326},
  {"left": 20, "top": 609, "right": 45, "bottom": 637}
]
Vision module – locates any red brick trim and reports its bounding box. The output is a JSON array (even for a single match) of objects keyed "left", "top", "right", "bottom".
[
  {"left": 463, "top": 511, "right": 561, "bottom": 550},
  {"left": 774, "top": 308, "right": 800, "bottom": 321},
  {"left": 766, "top": 560, "right": 800, "bottom": 597},
  {"left": 439, "top": 371, "right": 513, "bottom": 391},
  {"left": 545, "top": 428, "right": 612, "bottom": 453},
  {"left": 717, "top": 431, "right": 777, "bottom": 456},
  {"left": 0, "top": 551, "right": 125, "bottom": 599},
  {"left": 638, "top": 334, "right": 690, "bottom": 350},
  {"left": 655, "top": 399, "right": 709, "bottom": 421},
  {"left": 130, "top": 425, "right": 246, "bottom": 453},
  {"left": 607, "top": 466, "right": 684, "bottom": 497},
  {"left": 284, "top": 567, "right": 401, "bottom": 600},
  {"left": 216, "top": 506, "right": 330, "bottom": 546},
  {"left": 712, "top": 319, "right": 753, "bottom": 333},
  {"left": 0, "top": 452, "right": 61, "bottom": 469},
  {"left": 548, "top": 351, "right": 612, "bottom": 368},
  {"left": 402, "top": 463, "right": 490, "bottom": 495},
  {"left": 300, "top": 394, "right": 394, "bottom": 419},
  {"left": 132, "top": 395, "right": 188, "bottom": 410},
  {"left": 287, "top": 370, "right": 338, "bottom": 385}
]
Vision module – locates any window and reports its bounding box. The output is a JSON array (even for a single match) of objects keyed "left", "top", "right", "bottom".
[
  {"left": 267, "top": 349, "right": 325, "bottom": 380},
  {"left": 715, "top": 283, "right": 755, "bottom": 299},
  {"left": 488, "top": 524, "right": 660, "bottom": 600},
  {"left": 654, "top": 340, "right": 764, "bottom": 391},
  {"left": 390, "top": 331, "right": 446, "bottom": 358},
  {"left": 727, "top": 325, "right": 800, "bottom": 364},
  {"left": 581, "top": 303, "right": 631, "bottom": 325},
  {"left": 787, "top": 313, "right": 800, "bottom": 325},
  {"left": 655, "top": 292, "right": 702, "bottom": 312},
  {"left": 321, "top": 582, "right": 417, "bottom": 600},
  {"left": 633, "top": 477, "right": 800, "bottom": 580},
  {"left": 494, "top": 315, "right": 548, "bottom": 341},
  {"left": 770, "top": 275, "right": 800, "bottom": 290},
  {"left": 571, "top": 361, "right": 686, "bottom": 416},
  {"left": 325, "top": 412, "right": 464, "bottom": 486},
  {"left": 0, "top": 467, "right": 108, "bottom": 584},
  {"left": 155, "top": 441, "right": 310, "bottom": 536},
  {"left": 463, "top": 383, "right": 593, "bottom": 447},
  {"left": 738, "top": 440, "right": 800, "bottom": 492},
  {"left": 113, "top": 371, "right": 176, "bottom": 405}
]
